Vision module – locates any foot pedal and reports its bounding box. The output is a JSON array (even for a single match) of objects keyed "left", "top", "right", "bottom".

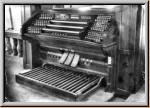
[
  {"left": 71, "top": 54, "right": 80, "bottom": 67},
  {"left": 59, "top": 51, "right": 69, "bottom": 64},
  {"left": 64, "top": 52, "right": 75, "bottom": 65}
]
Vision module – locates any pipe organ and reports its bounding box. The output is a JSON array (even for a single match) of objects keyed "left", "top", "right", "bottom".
[{"left": 15, "top": 5, "right": 145, "bottom": 101}]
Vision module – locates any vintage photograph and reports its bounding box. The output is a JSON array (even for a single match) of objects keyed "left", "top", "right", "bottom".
[{"left": 5, "top": 4, "right": 146, "bottom": 105}]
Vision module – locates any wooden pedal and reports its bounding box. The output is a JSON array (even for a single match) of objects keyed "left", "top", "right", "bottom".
[
  {"left": 64, "top": 52, "right": 75, "bottom": 65},
  {"left": 59, "top": 51, "right": 69, "bottom": 64},
  {"left": 70, "top": 54, "right": 80, "bottom": 67}
]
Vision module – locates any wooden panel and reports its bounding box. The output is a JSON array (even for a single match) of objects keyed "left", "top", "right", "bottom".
[
  {"left": 128, "top": 6, "right": 137, "bottom": 75},
  {"left": 41, "top": 5, "right": 53, "bottom": 10},
  {"left": 115, "top": 10, "right": 122, "bottom": 49},
  {"left": 40, "top": 45, "right": 106, "bottom": 62},
  {"left": 115, "top": 11, "right": 122, "bottom": 90},
  {"left": 120, "top": 6, "right": 130, "bottom": 50},
  {"left": 117, "top": 6, "right": 133, "bottom": 92},
  {"left": 26, "top": 41, "right": 32, "bottom": 68},
  {"left": 117, "top": 55, "right": 135, "bottom": 92},
  {"left": 116, "top": 5, "right": 144, "bottom": 94},
  {"left": 23, "top": 40, "right": 27, "bottom": 68},
  {"left": 23, "top": 39, "right": 41, "bottom": 69},
  {"left": 22, "top": 5, "right": 33, "bottom": 69},
  {"left": 117, "top": 6, "right": 138, "bottom": 93},
  {"left": 53, "top": 5, "right": 64, "bottom": 8},
  {"left": 133, "top": 5, "right": 144, "bottom": 92},
  {"left": 35, "top": 35, "right": 104, "bottom": 55},
  {"left": 23, "top": 40, "right": 32, "bottom": 69}
]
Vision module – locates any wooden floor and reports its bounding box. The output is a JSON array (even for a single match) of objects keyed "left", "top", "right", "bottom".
[{"left": 5, "top": 54, "right": 145, "bottom": 102}]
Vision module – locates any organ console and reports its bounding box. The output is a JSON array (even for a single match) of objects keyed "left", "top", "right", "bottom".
[{"left": 16, "top": 5, "right": 145, "bottom": 101}]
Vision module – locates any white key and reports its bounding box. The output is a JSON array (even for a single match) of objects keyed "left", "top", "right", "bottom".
[
  {"left": 42, "top": 28, "right": 80, "bottom": 34},
  {"left": 47, "top": 24, "right": 84, "bottom": 29}
]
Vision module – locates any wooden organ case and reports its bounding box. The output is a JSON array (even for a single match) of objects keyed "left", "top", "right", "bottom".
[{"left": 16, "top": 5, "right": 145, "bottom": 101}]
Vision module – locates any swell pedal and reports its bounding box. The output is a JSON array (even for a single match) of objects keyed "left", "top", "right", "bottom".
[
  {"left": 59, "top": 51, "right": 69, "bottom": 64},
  {"left": 64, "top": 52, "right": 75, "bottom": 65},
  {"left": 71, "top": 54, "right": 80, "bottom": 67}
]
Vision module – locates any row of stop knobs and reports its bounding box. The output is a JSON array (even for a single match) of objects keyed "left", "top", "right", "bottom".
[
  {"left": 38, "top": 13, "right": 53, "bottom": 19},
  {"left": 48, "top": 32, "right": 67, "bottom": 36}
]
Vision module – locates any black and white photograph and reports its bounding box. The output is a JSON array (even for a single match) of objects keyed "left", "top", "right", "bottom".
[{"left": 3, "top": 1, "right": 148, "bottom": 107}]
